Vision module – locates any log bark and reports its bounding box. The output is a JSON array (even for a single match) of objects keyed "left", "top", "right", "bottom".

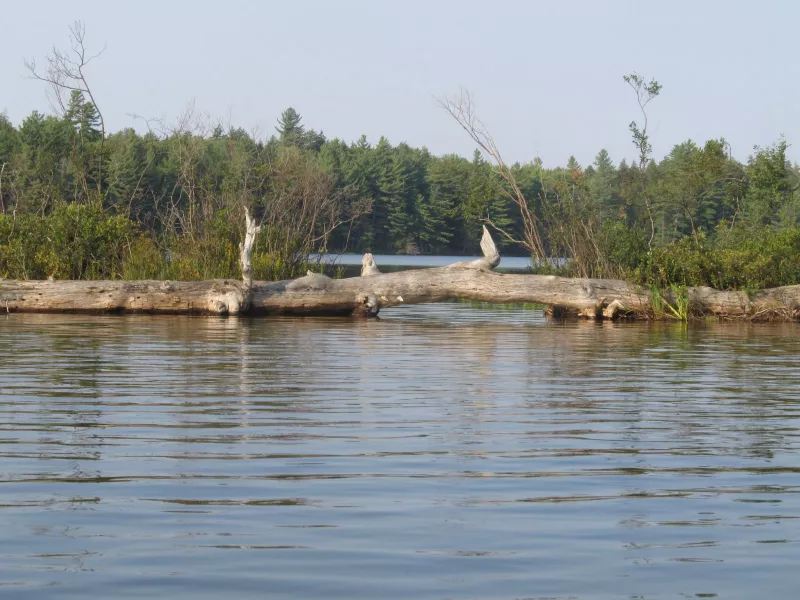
[{"left": 1, "top": 225, "right": 799, "bottom": 320}]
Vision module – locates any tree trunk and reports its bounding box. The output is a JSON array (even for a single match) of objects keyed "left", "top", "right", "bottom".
[{"left": 1, "top": 226, "right": 799, "bottom": 320}]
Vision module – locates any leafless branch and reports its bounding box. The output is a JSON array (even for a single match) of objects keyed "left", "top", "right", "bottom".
[
  {"left": 25, "top": 21, "right": 107, "bottom": 198},
  {"left": 437, "top": 89, "right": 546, "bottom": 260}
]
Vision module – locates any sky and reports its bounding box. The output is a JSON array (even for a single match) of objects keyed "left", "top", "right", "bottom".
[{"left": 1, "top": 0, "right": 798, "bottom": 167}]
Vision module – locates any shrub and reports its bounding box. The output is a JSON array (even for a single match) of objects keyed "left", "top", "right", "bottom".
[
  {"left": 629, "top": 226, "right": 800, "bottom": 290},
  {"left": 0, "top": 203, "right": 135, "bottom": 280}
]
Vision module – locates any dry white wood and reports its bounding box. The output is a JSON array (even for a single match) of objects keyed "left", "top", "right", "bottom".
[
  {"left": 361, "top": 253, "right": 381, "bottom": 276},
  {"left": 240, "top": 208, "right": 262, "bottom": 290},
  {"left": 448, "top": 225, "right": 501, "bottom": 271},
  {"left": 237, "top": 207, "right": 263, "bottom": 312}
]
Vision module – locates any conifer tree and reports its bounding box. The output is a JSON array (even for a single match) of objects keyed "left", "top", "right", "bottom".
[{"left": 588, "top": 149, "right": 618, "bottom": 219}]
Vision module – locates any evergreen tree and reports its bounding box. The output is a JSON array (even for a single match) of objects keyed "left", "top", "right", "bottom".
[
  {"left": 0, "top": 113, "right": 18, "bottom": 167},
  {"left": 106, "top": 128, "right": 147, "bottom": 214},
  {"left": 276, "top": 107, "right": 304, "bottom": 144},
  {"left": 653, "top": 140, "right": 729, "bottom": 239},
  {"left": 588, "top": 149, "right": 618, "bottom": 219},
  {"left": 616, "top": 159, "right": 640, "bottom": 226},
  {"left": 0, "top": 113, "right": 17, "bottom": 212},
  {"left": 17, "top": 111, "right": 73, "bottom": 209},
  {"left": 420, "top": 155, "right": 468, "bottom": 252},
  {"left": 462, "top": 150, "right": 513, "bottom": 251},
  {"left": 275, "top": 107, "right": 325, "bottom": 152},
  {"left": 374, "top": 140, "right": 414, "bottom": 252},
  {"left": 64, "top": 90, "right": 101, "bottom": 145},
  {"left": 352, "top": 136, "right": 380, "bottom": 250}
]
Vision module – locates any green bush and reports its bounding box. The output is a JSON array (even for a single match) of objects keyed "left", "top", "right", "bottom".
[
  {"left": 119, "top": 210, "right": 315, "bottom": 282},
  {"left": 712, "top": 227, "right": 800, "bottom": 290},
  {"left": 628, "top": 226, "right": 800, "bottom": 290},
  {"left": 119, "top": 235, "right": 167, "bottom": 280},
  {"left": 0, "top": 203, "right": 135, "bottom": 280},
  {"left": 536, "top": 223, "right": 800, "bottom": 291},
  {"left": 597, "top": 222, "right": 649, "bottom": 275},
  {"left": 633, "top": 235, "right": 714, "bottom": 288},
  {"left": 4, "top": 202, "right": 800, "bottom": 292}
]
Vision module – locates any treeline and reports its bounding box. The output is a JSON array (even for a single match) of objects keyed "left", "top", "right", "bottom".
[{"left": 2, "top": 92, "right": 800, "bottom": 289}]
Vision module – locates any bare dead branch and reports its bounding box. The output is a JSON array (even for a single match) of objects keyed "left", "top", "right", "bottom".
[
  {"left": 437, "top": 89, "right": 547, "bottom": 260},
  {"left": 25, "top": 21, "right": 107, "bottom": 199}
]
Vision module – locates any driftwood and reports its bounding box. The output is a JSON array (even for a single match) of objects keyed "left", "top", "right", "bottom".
[{"left": 1, "top": 225, "right": 799, "bottom": 320}]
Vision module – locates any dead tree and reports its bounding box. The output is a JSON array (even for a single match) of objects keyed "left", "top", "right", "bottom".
[{"left": 25, "top": 21, "right": 106, "bottom": 196}]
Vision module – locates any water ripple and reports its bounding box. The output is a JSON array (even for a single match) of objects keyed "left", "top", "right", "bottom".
[{"left": 1, "top": 307, "right": 799, "bottom": 599}]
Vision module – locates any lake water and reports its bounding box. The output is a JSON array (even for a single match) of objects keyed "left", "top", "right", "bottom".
[
  {"left": 317, "top": 253, "right": 534, "bottom": 275},
  {"left": 2, "top": 306, "right": 800, "bottom": 599}
]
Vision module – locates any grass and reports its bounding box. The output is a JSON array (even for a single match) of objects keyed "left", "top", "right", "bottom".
[{"left": 648, "top": 285, "right": 691, "bottom": 321}]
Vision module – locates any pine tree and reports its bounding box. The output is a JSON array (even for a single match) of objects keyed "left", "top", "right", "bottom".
[
  {"left": 64, "top": 90, "right": 101, "bottom": 145},
  {"left": 0, "top": 113, "right": 18, "bottom": 165},
  {"left": 588, "top": 149, "right": 618, "bottom": 219},
  {"left": 376, "top": 146, "right": 414, "bottom": 252},
  {"left": 61, "top": 90, "right": 103, "bottom": 201},
  {"left": 463, "top": 150, "right": 513, "bottom": 251},
  {"left": 106, "top": 128, "right": 146, "bottom": 213},
  {"left": 567, "top": 155, "right": 582, "bottom": 172},
  {"left": 0, "top": 113, "right": 18, "bottom": 211},
  {"left": 275, "top": 108, "right": 325, "bottom": 152},
  {"left": 420, "top": 155, "right": 467, "bottom": 253},
  {"left": 276, "top": 107, "right": 304, "bottom": 145},
  {"left": 341, "top": 136, "right": 379, "bottom": 251},
  {"left": 18, "top": 111, "right": 73, "bottom": 209}
]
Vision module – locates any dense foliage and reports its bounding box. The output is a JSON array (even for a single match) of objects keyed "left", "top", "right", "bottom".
[{"left": 1, "top": 95, "right": 799, "bottom": 289}]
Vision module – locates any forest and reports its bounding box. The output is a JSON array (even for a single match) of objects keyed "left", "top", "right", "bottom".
[{"left": 2, "top": 77, "right": 800, "bottom": 291}]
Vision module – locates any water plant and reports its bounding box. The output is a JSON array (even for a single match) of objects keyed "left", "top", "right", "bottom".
[{"left": 648, "top": 285, "right": 690, "bottom": 321}]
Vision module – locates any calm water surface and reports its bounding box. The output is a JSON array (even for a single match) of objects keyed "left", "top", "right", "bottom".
[
  {"left": 1, "top": 306, "right": 799, "bottom": 599},
  {"left": 318, "top": 253, "right": 533, "bottom": 273}
]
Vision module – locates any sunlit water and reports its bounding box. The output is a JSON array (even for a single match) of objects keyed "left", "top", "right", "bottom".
[
  {"left": 318, "top": 254, "right": 533, "bottom": 272},
  {"left": 1, "top": 306, "right": 799, "bottom": 599}
]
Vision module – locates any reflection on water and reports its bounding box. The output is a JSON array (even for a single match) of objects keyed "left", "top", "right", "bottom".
[{"left": 1, "top": 306, "right": 799, "bottom": 599}]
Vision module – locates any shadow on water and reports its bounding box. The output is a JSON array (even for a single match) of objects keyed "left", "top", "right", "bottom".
[{"left": 1, "top": 306, "right": 799, "bottom": 598}]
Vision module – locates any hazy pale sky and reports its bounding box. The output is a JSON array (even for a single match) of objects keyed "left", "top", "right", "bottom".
[{"left": 2, "top": 0, "right": 798, "bottom": 167}]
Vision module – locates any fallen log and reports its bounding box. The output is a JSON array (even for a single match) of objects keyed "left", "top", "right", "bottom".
[{"left": 1, "top": 225, "right": 799, "bottom": 320}]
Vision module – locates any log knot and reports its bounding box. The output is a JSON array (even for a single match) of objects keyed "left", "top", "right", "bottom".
[
  {"left": 208, "top": 285, "right": 246, "bottom": 315},
  {"left": 286, "top": 272, "right": 333, "bottom": 291},
  {"left": 352, "top": 294, "right": 380, "bottom": 317}
]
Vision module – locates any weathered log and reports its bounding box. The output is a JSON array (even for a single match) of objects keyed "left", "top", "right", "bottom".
[
  {"left": 1, "top": 225, "right": 799, "bottom": 320},
  {"left": 251, "top": 261, "right": 652, "bottom": 317},
  {"left": 0, "top": 279, "right": 248, "bottom": 315}
]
